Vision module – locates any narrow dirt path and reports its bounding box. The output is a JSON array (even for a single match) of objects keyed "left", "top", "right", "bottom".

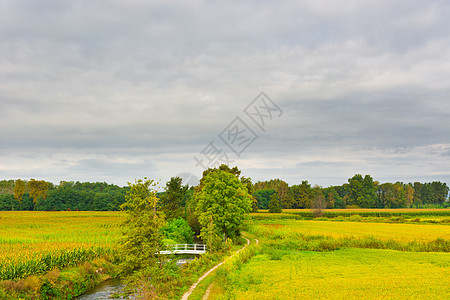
[
  {"left": 202, "top": 236, "right": 259, "bottom": 300},
  {"left": 181, "top": 235, "right": 254, "bottom": 300},
  {"left": 201, "top": 282, "right": 213, "bottom": 300}
]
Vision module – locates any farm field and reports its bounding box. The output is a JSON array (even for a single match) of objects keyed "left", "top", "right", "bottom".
[
  {"left": 279, "top": 208, "right": 450, "bottom": 213},
  {"left": 262, "top": 219, "right": 450, "bottom": 242},
  {"left": 208, "top": 212, "right": 450, "bottom": 299},
  {"left": 253, "top": 208, "right": 450, "bottom": 220},
  {"left": 0, "top": 211, "right": 124, "bottom": 280},
  {"left": 1, "top": 210, "right": 449, "bottom": 299},
  {"left": 216, "top": 248, "right": 450, "bottom": 299}
]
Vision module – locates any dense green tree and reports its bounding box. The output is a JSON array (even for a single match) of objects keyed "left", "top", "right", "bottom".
[
  {"left": 362, "top": 175, "right": 377, "bottom": 207},
  {"left": 0, "top": 194, "right": 18, "bottom": 210},
  {"left": 161, "top": 218, "right": 194, "bottom": 244},
  {"left": 254, "top": 179, "right": 293, "bottom": 209},
  {"left": 430, "top": 181, "right": 449, "bottom": 205},
  {"left": 200, "top": 165, "right": 241, "bottom": 186},
  {"left": 159, "top": 177, "right": 189, "bottom": 221},
  {"left": 290, "top": 181, "right": 314, "bottom": 208},
  {"left": 27, "top": 179, "right": 49, "bottom": 204},
  {"left": 347, "top": 174, "right": 364, "bottom": 207},
  {"left": 413, "top": 182, "right": 423, "bottom": 207},
  {"left": 268, "top": 192, "right": 282, "bottom": 213},
  {"left": 277, "top": 181, "right": 294, "bottom": 208},
  {"left": 254, "top": 179, "right": 283, "bottom": 191},
  {"left": 322, "top": 187, "right": 341, "bottom": 208},
  {"left": 253, "top": 189, "right": 276, "bottom": 209},
  {"left": 119, "top": 178, "right": 165, "bottom": 274},
  {"left": 0, "top": 180, "right": 15, "bottom": 194},
  {"left": 404, "top": 184, "right": 414, "bottom": 208},
  {"left": 241, "top": 176, "right": 258, "bottom": 212},
  {"left": 195, "top": 169, "right": 252, "bottom": 250},
  {"left": 185, "top": 187, "right": 201, "bottom": 235},
  {"left": 13, "top": 179, "right": 26, "bottom": 202},
  {"left": 347, "top": 174, "right": 376, "bottom": 208}
]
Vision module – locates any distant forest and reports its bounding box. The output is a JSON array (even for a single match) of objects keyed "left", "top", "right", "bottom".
[
  {"left": 253, "top": 175, "right": 449, "bottom": 210},
  {"left": 0, "top": 174, "right": 448, "bottom": 211}
]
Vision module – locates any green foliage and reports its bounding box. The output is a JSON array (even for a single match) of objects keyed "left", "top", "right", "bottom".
[
  {"left": 119, "top": 178, "right": 165, "bottom": 274},
  {"left": 0, "top": 256, "right": 119, "bottom": 300},
  {"left": 1, "top": 180, "right": 127, "bottom": 211},
  {"left": 0, "top": 175, "right": 447, "bottom": 211},
  {"left": 195, "top": 169, "right": 253, "bottom": 250},
  {"left": 0, "top": 247, "right": 110, "bottom": 280},
  {"left": 241, "top": 176, "right": 258, "bottom": 212},
  {"left": 253, "top": 189, "right": 276, "bottom": 209},
  {"left": 290, "top": 180, "right": 314, "bottom": 208},
  {"left": 268, "top": 192, "right": 282, "bottom": 213},
  {"left": 200, "top": 215, "right": 224, "bottom": 253},
  {"left": 27, "top": 179, "right": 49, "bottom": 204},
  {"left": 161, "top": 218, "right": 195, "bottom": 244},
  {"left": 254, "top": 179, "right": 294, "bottom": 209},
  {"left": 320, "top": 177, "right": 440, "bottom": 209},
  {"left": 0, "top": 193, "right": 33, "bottom": 210},
  {"left": 347, "top": 174, "right": 377, "bottom": 208},
  {"left": 13, "top": 179, "right": 26, "bottom": 202},
  {"left": 0, "top": 180, "right": 15, "bottom": 194},
  {"left": 159, "top": 177, "right": 189, "bottom": 221},
  {"left": 413, "top": 181, "right": 449, "bottom": 207}
]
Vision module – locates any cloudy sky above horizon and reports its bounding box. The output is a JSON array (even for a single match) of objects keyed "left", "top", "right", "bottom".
[{"left": 1, "top": 0, "right": 450, "bottom": 188}]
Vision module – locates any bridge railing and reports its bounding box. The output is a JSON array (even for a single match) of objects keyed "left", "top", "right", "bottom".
[
  {"left": 158, "top": 244, "right": 207, "bottom": 254},
  {"left": 171, "top": 244, "right": 207, "bottom": 252}
]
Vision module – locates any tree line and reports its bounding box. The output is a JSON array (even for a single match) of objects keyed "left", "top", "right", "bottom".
[
  {"left": 253, "top": 174, "right": 449, "bottom": 210},
  {"left": 0, "top": 179, "right": 127, "bottom": 211},
  {"left": 0, "top": 173, "right": 448, "bottom": 211}
]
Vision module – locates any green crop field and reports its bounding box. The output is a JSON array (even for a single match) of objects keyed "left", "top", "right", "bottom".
[
  {"left": 207, "top": 211, "right": 450, "bottom": 300},
  {"left": 217, "top": 248, "right": 449, "bottom": 299}
]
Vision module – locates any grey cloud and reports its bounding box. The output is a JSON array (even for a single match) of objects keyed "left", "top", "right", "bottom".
[
  {"left": 1, "top": 0, "right": 449, "bottom": 186},
  {"left": 68, "top": 158, "right": 156, "bottom": 177}
]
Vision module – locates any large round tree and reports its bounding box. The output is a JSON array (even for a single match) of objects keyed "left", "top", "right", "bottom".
[{"left": 195, "top": 169, "right": 252, "bottom": 250}]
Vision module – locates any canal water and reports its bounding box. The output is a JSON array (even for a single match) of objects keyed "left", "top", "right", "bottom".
[
  {"left": 76, "top": 278, "right": 127, "bottom": 300},
  {"left": 76, "top": 258, "right": 193, "bottom": 299}
]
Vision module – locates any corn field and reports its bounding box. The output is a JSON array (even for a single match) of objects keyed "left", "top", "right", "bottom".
[{"left": 0, "top": 211, "right": 124, "bottom": 280}]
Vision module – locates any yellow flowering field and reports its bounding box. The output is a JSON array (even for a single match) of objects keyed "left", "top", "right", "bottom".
[
  {"left": 266, "top": 219, "right": 450, "bottom": 242},
  {"left": 278, "top": 208, "right": 450, "bottom": 213}
]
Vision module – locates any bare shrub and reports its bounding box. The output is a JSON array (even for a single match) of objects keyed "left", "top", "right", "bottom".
[{"left": 311, "top": 194, "right": 326, "bottom": 218}]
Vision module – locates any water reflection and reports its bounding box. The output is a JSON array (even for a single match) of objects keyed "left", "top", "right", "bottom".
[
  {"left": 76, "top": 279, "right": 126, "bottom": 300},
  {"left": 76, "top": 258, "right": 194, "bottom": 299}
]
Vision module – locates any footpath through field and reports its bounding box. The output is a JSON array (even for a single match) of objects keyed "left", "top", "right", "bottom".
[{"left": 181, "top": 234, "right": 258, "bottom": 300}]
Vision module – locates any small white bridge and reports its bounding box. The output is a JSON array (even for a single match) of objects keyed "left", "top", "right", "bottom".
[{"left": 159, "top": 244, "right": 207, "bottom": 255}]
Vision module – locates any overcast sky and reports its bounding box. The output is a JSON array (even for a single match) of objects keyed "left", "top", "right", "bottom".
[{"left": 1, "top": 0, "right": 449, "bottom": 188}]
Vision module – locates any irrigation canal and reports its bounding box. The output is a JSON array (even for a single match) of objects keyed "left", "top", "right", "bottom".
[{"left": 76, "top": 258, "right": 194, "bottom": 299}]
